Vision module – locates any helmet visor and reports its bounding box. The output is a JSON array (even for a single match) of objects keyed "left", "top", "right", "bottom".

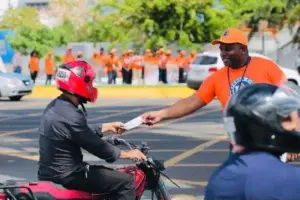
[{"left": 254, "top": 83, "right": 300, "bottom": 119}]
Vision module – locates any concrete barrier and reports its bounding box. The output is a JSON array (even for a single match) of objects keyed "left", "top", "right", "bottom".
[{"left": 26, "top": 85, "right": 196, "bottom": 99}]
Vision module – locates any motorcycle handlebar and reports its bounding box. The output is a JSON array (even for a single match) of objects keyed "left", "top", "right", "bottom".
[
  {"left": 106, "top": 136, "right": 133, "bottom": 150},
  {"left": 106, "top": 136, "right": 150, "bottom": 159},
  {"left": 106, "top": 136, "right": 166, "bottom": 172}
]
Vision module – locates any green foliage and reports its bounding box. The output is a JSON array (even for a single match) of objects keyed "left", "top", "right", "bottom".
[
  {"left": 96, "top": 0, "right": 239, "bottom": 49},
  {"left": 2, "top": 0, "right": 299, "bottom": 55},
  {"left": 7, "top": 24, "right": 65, "bottom": 57},
  {"left": 221, "top": 0, "right": 299, "bottom": 45},
  {"left": 0, "top": 7, "right": 40, "bottom": 29}
]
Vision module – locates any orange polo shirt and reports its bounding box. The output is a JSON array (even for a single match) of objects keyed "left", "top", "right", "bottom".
[
  {"left": 29, "top": 57, "right": 40, "bottom": 72},
  {"left": 196, "top": 56, "right": 287, "bottom": 110},
  {"left": 45, "top": 56, "right": 54, "bottom": 75},
  {"left": 105, "top": 55, "right": 119, "bottom": 72},
  {"left": 63, "top": 54, "right": 75, "bottom": 64}
]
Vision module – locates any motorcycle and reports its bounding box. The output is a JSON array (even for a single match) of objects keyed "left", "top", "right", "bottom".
[{"left": 0, "top": 136, "right": 179, "bottom": 200}]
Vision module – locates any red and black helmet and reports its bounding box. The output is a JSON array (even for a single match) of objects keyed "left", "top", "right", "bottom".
[{"left": 55, "top": 61, "right": 98, "bottom": 103}]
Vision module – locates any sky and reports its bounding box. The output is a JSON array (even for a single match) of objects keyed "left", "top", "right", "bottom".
[{"left": 0, "top": 0, "right": 19, "bottom": 17}]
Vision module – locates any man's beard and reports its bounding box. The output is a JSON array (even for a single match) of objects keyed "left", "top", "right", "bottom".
[{"left": 222, "top": 57, "right": 242, "bottom": 69}]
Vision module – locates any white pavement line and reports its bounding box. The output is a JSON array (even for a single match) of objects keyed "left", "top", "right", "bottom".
[
  {"left": 124, "top": 107, "right": 222, "bottom": 136},
  {"left": 0, "top": 105, "right": 162, "bottom": 137},
  {"left": 0, "top": 112, "right": 42, "bottom": 122},
  {"left": 0, "top": 174, "right": 25, "bottom": 181}
]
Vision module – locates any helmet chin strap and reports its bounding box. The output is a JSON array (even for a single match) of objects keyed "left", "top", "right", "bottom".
[
  {"left": 80, "top": 102, "right": 88, "bottom": 117},
  {"left": 76, "top": 96, "right": 88, "bottom": 116}
]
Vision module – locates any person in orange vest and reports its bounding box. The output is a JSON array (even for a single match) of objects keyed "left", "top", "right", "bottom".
[
  {"left": 90, "top": 49, "right": 102, "bottom": 82},
  {"left": 187, "top": 50, "right": 197, "bottom": 71},
  {"left": 45, "top": 51, "right": 55, "bottom": 85},
  {"left": 161, "top": 49, "right": 174, "bottom": 83},
  {"left": 63, "top": 46, "right": 76, "bottom": 64},
  {"left": 98, "top": 47, "right": 107, "bottom": 73},
  {"left": 105, "top": 48, "right": 119, "bottom": 84},
  {"left": 76, "top": 51, "right": 84, "bottom": 60},
  {"left": 120, "top": 51, "right": 128, "bottom": 84},
  {"left": 122, "top": 49, "right": 133, "bottom": 84},
  {"left": 158, "top": 49, "right": 169, "bottom": 84},
  {"left": 28, "top": 50, "right": 40, "bottom": 84},
  {"left": 130, "top": 51, "right": 143, "bottom": 84},
  {"left": 155, "top": 49, "right": 164, "bottom": 83},
  {"left": 142, "top": 49, "right": 153, "bottom": 80},
  {"left": 176, "top": 50, "right": 188, "bottom": 83}
]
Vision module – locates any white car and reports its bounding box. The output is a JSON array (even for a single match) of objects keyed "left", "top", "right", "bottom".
[
  {"left": 187, "top": 51, "right": 300, "bottom": 90},
  {"left": 0, "top": 71, "right": 33, "bottom": 101}
]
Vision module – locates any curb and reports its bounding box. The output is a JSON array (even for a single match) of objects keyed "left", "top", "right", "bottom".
[{"left": 26, "top": 86, "right": 196, "bottom": 99}]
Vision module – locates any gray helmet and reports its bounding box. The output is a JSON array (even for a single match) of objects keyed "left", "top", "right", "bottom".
[{"left": 224, "top": 83, "right": 300, "bottom": 153}]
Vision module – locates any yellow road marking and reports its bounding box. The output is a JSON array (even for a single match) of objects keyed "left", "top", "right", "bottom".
[
  {"left": 170, "top": 194, "right": 199, "bottom": 200},
  {"left": 167, "top": 178, "right": 208, "bottom": 186},
  {"left": 201, "top": 149, "right": 228, "bottom": 152},
  {"left": 173, "top": 163, "right": 220, "bottom": 167},
  {"left": 0, "top": 128, "right": 38, "bottom": 137},
  {"left": 150, "top": 149, "right": 187, "bottom": 152},
  {"left": 165, "top": 136, "right": 227, "bottom": 167}
]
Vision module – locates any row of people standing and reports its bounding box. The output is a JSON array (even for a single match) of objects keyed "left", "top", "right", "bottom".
[
  {"left": 90, "top": 47, "right": 197, "bottom": 84},
  {"left": 14, "top": 45, "right": 197, "bottom": 85}
]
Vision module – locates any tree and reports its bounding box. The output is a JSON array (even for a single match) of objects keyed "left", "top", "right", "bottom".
[
  {"left": 221, "top": 0, "right": 299, "bottom": 47},
  {"left": 285, "top": 2, "right": 300, "bottom": 47},
  {"left": 7, "top": 24, "right": 65, "bottom": 57},
  {"left": 0, "top": 7, "right": 40, "bottom": 29},
  {"left": 95, "top": 0, "right": 240, "bottom": 49},
  {"left": 49, "top": 0, "right": 90, "bottom": 26}
]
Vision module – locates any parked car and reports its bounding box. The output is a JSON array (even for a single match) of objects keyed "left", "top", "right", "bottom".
[
  {"left": 0, "top": 71, "right": 33, "bottom": 101},
  {"left": 187, "top": 51, "right": 300, "bottom": 90}
]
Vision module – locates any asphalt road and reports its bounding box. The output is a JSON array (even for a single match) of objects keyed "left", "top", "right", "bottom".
[{"left": 0, "top": 97, "right": 243, "bottom": 199}]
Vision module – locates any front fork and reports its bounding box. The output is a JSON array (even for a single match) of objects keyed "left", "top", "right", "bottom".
[
  {"left": 153, "top": 178, "right": 172, "bottom": 200},
  {"left": 136, "top": 178, "right": 172, "bottom": 200}
]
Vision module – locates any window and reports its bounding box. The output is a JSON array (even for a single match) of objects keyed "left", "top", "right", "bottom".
[
  {"left": 192, "top": 55, "right": 218, "bottom": 65},
  {"left": 26, "top": 2, "right": 49, "bottom": 10}
]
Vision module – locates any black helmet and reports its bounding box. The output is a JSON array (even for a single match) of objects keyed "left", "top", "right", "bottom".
[{"left": 224, "top": 83, "right": 300, "bottom": 153}]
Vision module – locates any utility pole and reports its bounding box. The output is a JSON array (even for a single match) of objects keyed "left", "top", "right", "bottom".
[
  {"left": 259, "top": 20, "right": 268, "bottom": 55},
  {"left": 8, "top": 0, "right": 12, "bottom": 8}
]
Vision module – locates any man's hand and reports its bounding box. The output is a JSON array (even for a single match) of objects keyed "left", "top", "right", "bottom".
[
  {"left": 120, "top": 149, "right": 146, "bottom": 161},
  {"left": 286, "top": 153, "right": 300, "bottom": 162},
  {"left": 141, "top": 110, "right": 164, "bottom": 126},
  {"left": 141, "top": 94, "right": 206, "bottom": 126},
  {"left": 101, "top": 122, "right": 126, "bottom": 135}
]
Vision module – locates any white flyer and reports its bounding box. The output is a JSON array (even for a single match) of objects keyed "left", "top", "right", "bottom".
[{"left": 121, "top": 116, "right": 143, "bottom": 130}]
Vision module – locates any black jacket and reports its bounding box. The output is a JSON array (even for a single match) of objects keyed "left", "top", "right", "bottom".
[{"left": 37, "top": 95, "right": 120, "bottom": 184}]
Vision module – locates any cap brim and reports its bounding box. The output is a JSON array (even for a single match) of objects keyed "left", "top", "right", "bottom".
[
  {"left": 211, "top": 39, "right": 235, "bottom": 45},
  {"left": 212, "top": 39, "right": 248, "bottom": 46}
]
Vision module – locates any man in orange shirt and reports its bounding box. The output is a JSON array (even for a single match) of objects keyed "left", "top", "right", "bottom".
[
  {"left": 105, "top": 48, "right": 119, "bottom": 84},
  {"left": 45, "top": 51, "right": 54, "bottom": 85},
  {"left": 141, "top": 28, "right": 297, "bottom": 160},
  {"left": 28, "top": 50, "right": 40, "bottom": 84},
  {"left": 63, "top": 46, "right": 76, "bottom": 64},
  {"left": 187, "top": 50, "right": 197, "bottom": 71},
  {"left": 176, "top": 50, "right": 188, "bottom": 83}
]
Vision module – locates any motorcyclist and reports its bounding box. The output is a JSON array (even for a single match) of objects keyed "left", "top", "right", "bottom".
[
  {"left": 38, "top": 60, "right": 146, "bottom": 200},
  {"left": 205, "top": 83, "right": 300, "bottom": 200}
]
